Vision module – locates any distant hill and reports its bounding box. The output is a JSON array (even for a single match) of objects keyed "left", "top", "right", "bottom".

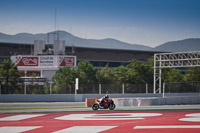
[
  {"left": 0, "top": 31, "right": 152, "bottom": 51},
  {"left": 1, "top": 31, "right": 199, "bottom": 52},
  {"left": 154, "top": 38, "right": 200, "bottom": 52}
]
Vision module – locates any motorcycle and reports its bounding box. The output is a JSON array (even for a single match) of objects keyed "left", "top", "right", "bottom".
[{"left": 92, "top": 98, "right": 116, "bottom": 110}]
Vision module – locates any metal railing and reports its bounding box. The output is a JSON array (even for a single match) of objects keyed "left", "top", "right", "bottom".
[
  {"left": 2, "top": 82, "right": 199, "bottom": 95},
  {"left": 162, "top": 82, "right": 200, "bottom": 98},
  {"left": 164, "top": 82, "right": 200, "bottom": 93},
  {"left": 0, "top": 83, "right": 153, "bottom": 94}
]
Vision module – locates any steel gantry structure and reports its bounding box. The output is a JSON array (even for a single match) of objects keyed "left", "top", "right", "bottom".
[{"left": 154, "top": 51, "right": 200, "bottom": 93}]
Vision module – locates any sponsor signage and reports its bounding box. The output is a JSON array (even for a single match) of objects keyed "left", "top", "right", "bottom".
[
  {"left": 15, "top": 56, "right": 39, "bottom": 66},
  {"left": 59, "top": 57, "right": 75, "bottom": 67},
  {"left": 11, "top": 55, "right": 76, "bottom": 68},
  {"left": 40, "top": 56, "right": 54, "bottom": 66}
]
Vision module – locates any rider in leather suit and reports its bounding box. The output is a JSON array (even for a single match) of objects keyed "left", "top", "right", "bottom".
[{"left": 99, "top": 94, "right": 109, "bottom": 106}]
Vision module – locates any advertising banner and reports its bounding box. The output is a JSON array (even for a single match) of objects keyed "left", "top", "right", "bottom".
[
  {"left": 13, "top": 56, "right": 39, "bottom": 66},
  {"left": 11, "top": 55, "right": 76, "bottom": 68},
  {"left": 39, "top": 56, "right": 54, "bottom": 66},
  {"left": 59, "top": 56, "right": 76, "bottom": 67}
]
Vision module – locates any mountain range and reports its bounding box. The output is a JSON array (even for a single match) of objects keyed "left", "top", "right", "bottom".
[
  {"left": 0, "top": 31, "right": 151, "bottom": 51},
  {"left": 0, "top": 31, "right": 199, "bottom": 52},
  {"left": 153, "top": 38, "right": 200, "bottom": 52}
]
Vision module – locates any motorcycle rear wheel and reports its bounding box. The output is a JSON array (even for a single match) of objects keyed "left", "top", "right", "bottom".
[
  {"left": 108, "top": 103, "right": 115, "bottom": 110},
  {"left": 92, "top": 103, "right": 99, "bottom": 110}
]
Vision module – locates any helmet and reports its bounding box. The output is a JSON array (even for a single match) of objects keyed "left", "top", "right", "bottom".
[{"left": 105, "top": 94, "right": 109, "bottom": 98}]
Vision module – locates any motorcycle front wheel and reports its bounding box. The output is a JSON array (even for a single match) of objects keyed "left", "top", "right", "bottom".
[
  {"left": 108, "top": 103, "right": 115, "bottom": 110},
  {"left": 92, "top": 103, "right": 99, "bottom": 110}
]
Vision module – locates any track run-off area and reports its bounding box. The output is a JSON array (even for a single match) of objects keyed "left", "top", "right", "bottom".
[{"left": 0, "top": 111, "right": 200, "bottom": 133}]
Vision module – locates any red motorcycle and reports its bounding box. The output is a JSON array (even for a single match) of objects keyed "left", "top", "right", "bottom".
[{"left": 92, "top": 98, "right": 116, "bottom": 110}]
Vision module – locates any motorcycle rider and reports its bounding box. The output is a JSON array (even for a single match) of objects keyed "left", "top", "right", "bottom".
[{"left": 99, "top": 94, "right": 109, "bottom": 107}]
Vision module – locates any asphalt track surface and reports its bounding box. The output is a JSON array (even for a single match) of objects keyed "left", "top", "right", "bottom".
[
  {"left": 0, "top": 102, "right": 200, "bottom": 113},
  {"left": 0, "top": 102, "right": 200, "bottom": 132},
  {"left": 0, "top": 111, "right": 200, "bottom": 133}
]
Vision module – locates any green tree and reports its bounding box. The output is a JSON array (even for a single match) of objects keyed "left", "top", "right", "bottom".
[
  {"left": 52, "top": 66, "right": 76, "bottom": 93},
  {"left": 162, "top": 68, "right": 183, "bottom": 83},
  {"left": 183, "top": 67, "right": 200, "bottom": 82},
  {"left": 147, "top": 56, "right": 154, "bottom": 67},
  {"left": 76, "top": 61, "right": 97, "bottom": 84},
  {"left": 0, "top": 60, "right": 20, "bottom": 94},
  {"left": 96, "top": 64, "right": 114, "bottom": 84},
  {"left": 112, "top": 65, "right": 128, "bottom": 84},
  {"left": 43, "top": 81, "right": 51, "bottom": 94},
  {"left": 126, "top": 60, "right": 153, "bottom": 84}
]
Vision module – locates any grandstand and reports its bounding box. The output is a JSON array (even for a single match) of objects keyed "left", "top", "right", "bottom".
[{"left": 0, "top": 42, "right": 161, "bottom": 68}]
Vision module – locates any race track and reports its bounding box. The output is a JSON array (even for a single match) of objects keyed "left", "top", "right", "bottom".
[
  {"left": 0, "top": 111, "right": 200, "bottom": 133},
  {"left": 0, "top": 102, "right": 200, "bottom": 113}
]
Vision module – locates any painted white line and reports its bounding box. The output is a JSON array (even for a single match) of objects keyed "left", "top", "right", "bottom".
[
  {"left": 0, "top": 114, "right": 45, "bottom": 121},
  {"left": 179, "top": 113, "right": 200, "bottom": 122},
  {"left": 55, "top": 113, "right": 162, "bottom": 120},
  {"left": 0, "top": 126, "right": 42, "bottom": 133},
  {"left": 179, "top": 118, "right": 200, "bottom": 122},
  {"left": 97, "top": 113, "right": 162, "bottom": 117},
  {"left": 134, "top": 125, "right": 200, "bottom": 129},
  {"left": 55, "top": 114, "right": 143, "bottom": 120},
  {"left": 185, "top": 113, "right": 200, "bottom": 117},
  {"left": 52, "top": 126, "right": 117, "bottom": 133}
]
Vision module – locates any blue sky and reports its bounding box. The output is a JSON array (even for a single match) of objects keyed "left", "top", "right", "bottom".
[{"left": 0, "top": 0, "right": 200, "bottom": 47}]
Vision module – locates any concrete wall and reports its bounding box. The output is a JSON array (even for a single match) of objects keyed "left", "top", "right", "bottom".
[
  {"left": 0, "top": 93, "right": 200, "bottom": 106},
  {"left": 113, "top": 96, "right": 200, "bottom": 107},
  {"left": 0, "top": 93, "right": 162, "bottom": 102}
]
